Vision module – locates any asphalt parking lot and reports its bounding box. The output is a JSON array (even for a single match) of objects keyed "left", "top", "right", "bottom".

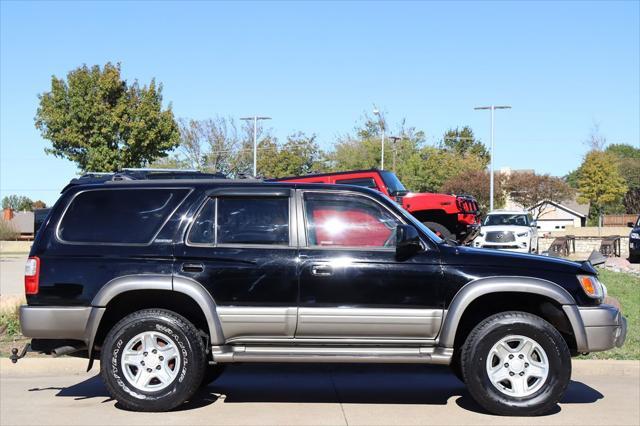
[{"left": 1, "top": 358, "right": 638, "bottom": 426}]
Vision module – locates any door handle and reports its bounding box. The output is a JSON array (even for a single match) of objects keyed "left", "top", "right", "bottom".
[
  {"left": 182, "top": 263, "right": 204, "bottom": 273},
  {"left": 311, "top": 264, "right": 332, "bottom": 276}
]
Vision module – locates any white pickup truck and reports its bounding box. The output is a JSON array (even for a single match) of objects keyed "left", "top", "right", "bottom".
[{"left": 473, "top": 210, "right": 539, "bottom": 253}]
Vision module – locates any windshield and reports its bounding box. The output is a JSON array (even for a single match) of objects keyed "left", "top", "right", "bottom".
[
  {"left": 380, "top": 171, "right": 408, "bottom": 195},
  {"left": 483, "top": 214, "right": 530, "bottom": 227}
]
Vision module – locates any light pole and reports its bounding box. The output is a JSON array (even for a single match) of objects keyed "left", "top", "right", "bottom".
[
  {"left": 473, "top": 105, "right": 511, "bottom": 211},
  {"left": 240, "top": 115, "right": 271, "bottom": 177},
  {"left": 373, "top": 108, "right": 386, "bottom": 170}
]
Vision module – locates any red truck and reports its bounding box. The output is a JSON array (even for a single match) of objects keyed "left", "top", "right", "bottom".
[{"left": 274, "top": 169, "right": 480, "bottom": 243}]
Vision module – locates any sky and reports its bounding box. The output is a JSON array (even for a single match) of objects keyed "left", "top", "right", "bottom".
[{"left": 1, "top": 0, "right": 639, "bottom": 205}]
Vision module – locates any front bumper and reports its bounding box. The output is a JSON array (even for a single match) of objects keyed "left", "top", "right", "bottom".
[{"left": 568, "top": 304, "right": 628, "bottom": 352}]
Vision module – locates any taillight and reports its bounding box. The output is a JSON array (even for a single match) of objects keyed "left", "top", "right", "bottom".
[{"left": 24, "top": 256, "right": 40, "bottom": 295}]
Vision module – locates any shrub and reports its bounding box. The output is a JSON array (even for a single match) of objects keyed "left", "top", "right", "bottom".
[{"left": 0, "top": 220, "right": 19, "bottom": 240}]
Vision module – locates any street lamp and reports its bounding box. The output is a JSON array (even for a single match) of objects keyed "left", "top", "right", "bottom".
[
  {"left": 240, "top": 115, "right": 271, "bottom": 177},
  {"left": 473, "top": 105, "right": 511, "bottom": 211},
  {"left": 373, "top": 108, "right": 386, "bottom": 170}
]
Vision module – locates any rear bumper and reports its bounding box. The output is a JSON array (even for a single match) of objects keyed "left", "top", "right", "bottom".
[
  {"left": 576, "top": 304, "right": 628, "bottom": 352},
  {"left": 20, "top": 305, "right": 105, "bottom": 347}
]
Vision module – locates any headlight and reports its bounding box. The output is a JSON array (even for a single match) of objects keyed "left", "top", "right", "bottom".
[
  {"left": 631, "top": 232, "right": 640, "bottom": 239},
  {"left": 517, "top": 231, "right": 529, "bottom": 237},
  {"left": 577, "top": 275, "right": 605, "bottom": 300}
]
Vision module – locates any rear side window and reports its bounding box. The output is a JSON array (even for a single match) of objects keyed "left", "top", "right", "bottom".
[
  {"left": 58, "top": 188, "right": 189, "bottom": 244},
  {"left": 188, "top": 197, "right": 290, "bottom": 246},
  {"left": 335, "top": 177, "right": 378, "bottom": 189}
]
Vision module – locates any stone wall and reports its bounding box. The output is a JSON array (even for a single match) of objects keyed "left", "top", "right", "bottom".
[{"left": 538, "top": 236, "right": 629, "bottom": 259}]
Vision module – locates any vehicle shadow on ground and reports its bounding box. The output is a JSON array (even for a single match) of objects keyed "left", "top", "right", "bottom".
[{"left": 28, "top": 363, "right": 604, "bottom": 414}]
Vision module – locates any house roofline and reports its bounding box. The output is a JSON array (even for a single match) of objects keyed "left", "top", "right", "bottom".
[{"left": 529, "top": 199, "right": 587, "bottom": 218}]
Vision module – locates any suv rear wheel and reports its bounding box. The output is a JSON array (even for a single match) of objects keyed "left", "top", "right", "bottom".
[
  {"left": 460, "top": 311, "right": 571, "bottom": 416},
  {"left": 100, "top": 309, "right": 207, "bottom": 412}
]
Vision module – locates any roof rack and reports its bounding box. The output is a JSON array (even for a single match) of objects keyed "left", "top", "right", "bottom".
[{"left": 62, "top": 169, "right": 228, "bottom": 192}]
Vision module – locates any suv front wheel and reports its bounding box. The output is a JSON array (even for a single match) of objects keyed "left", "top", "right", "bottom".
[
  {"left": 100, "top": 309, "right": 207, "bottom": 412},
  {"left": 460, "top": 311, "right": 571, "bottom": 416}
]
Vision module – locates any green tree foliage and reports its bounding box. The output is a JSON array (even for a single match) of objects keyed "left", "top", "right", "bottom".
[
  {"left": 605, "top": 144, "right": 640, "bottom": 213},
  {"left": 440, "top": 126, "right": 490, "bottom": 167},
  {"left": 329, "top": 116, "right": 487, "bottom": 193},
  {"left": 441, "top": 170, "right": 505, "bottom": 215},
  {"left": 2, "top": 195, "right": 35, "bottom": 211},
  {"left": 258, "top": 132, "right": 327, "bottom": 178},
  {"left": 35, "top": 63, "right": 180, "bottom": 172},
  {"left": 576, "top": 151, "right": 627, "bottom": 219}
]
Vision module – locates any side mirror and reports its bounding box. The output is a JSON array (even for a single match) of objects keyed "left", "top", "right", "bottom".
[
  {"left": 396, "top": 225, "right": 423, "bottom": 259},
  {"left": 530, "top": 221, "right": 537, "bottom": 228},
  {"left": 628, "top": 222, "right": 635, "bottom": 228}
]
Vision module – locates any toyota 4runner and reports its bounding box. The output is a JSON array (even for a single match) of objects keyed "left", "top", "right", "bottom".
[{"left": 14, "top": 175, "right": 627, "bottom": 415}]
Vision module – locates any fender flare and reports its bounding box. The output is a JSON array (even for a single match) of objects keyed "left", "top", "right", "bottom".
[
  {"left": 86, "top": 274, "right": 225, "bottom": 361},
  {"left": 437, "top": 276, "right": 587, "bottom": 350}
]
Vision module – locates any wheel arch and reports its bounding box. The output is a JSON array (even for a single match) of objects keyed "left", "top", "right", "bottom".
[
  {"left": 438, "top": 276, "right": 587, "bottom": 351},
  {"left": 87, "top": 275, "right": 224, "bottom": 361}
]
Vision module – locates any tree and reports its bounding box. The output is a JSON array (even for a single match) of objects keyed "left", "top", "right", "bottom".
[
  {"left": 32, "top": 200, "right": 47, "bottom": 209},
  {"left": 624, "top": 188, "right": 640, "bottom": 214},
  {"left": 258, "top": 132, "right": 327, "bottom": 178},
  {"left": 441, "top": 170, "right": 505, "bottom": 215},
  {"left": 329, "top": 114, "right": 488, "bottom": 192},
  {"left": 440, "top": 126, "right": 490, "bottom": 166},
  {"left": 35, "top": 63, "right": 180, "bottom": 172},
  {"left": 503, "top": 172, "right": 575, "bottom": 219},
  {"left": 153, "top": 116, "right": 261, "bottom": 177},
  {"left": 576, "top": 151, "right": 627, "bottom": 222},
  {"left": 2, "top": 195, "right": 35, "bottom": 211},
  {"left": 605, "top": 144, "right": 640, "bottom": 214}
]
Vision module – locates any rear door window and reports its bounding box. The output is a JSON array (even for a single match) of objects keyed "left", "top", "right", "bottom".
[
  {"left": 188, "top": 197, "right": 290, "bottom": 246},
  {"left": 58, "top": 188, "right": 189, "bottom": 244}
]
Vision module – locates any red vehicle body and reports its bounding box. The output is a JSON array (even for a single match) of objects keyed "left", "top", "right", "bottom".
[{"left": 274, "top": 169, "right": 480, "bottom": 243}]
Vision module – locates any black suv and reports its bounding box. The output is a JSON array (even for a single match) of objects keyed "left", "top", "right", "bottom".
[
  {"left": 16, "top": 173, "right": 627, "bottom": 415},
  {"left": 630, "top": 215, "right": 640, "bottom": 263}
]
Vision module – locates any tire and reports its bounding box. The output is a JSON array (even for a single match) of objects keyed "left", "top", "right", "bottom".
[
  {"left": 460, "top": 311, "right": 571, "bottom": 416},
  {"left": 422, "top": 221, "right": 455, "bottom": 241},
  {"left": 100, "top": 309, "right": 207, "bottom": 412},
  {"left": 200, "top": 364, "right": 226, "bottom": 388}
]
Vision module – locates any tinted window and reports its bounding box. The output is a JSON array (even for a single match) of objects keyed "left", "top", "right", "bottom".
[
  {"left": 304, "top": 192, "right": 400, "bottom": 248},
  {"left": 335, "top": 177, "right": 378, "bottom": 189},
  {"left": 217, "top": 197, "right": 289, "bottom": 245},
  {"left": 59, "top": 188, "right": 189, "bottom": 244},
  {"left": 188, "top": 198, "right": 216, "bottom": 244}
]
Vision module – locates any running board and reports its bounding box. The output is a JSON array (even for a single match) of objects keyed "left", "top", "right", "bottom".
[{"left": 211, "top": 345, "right": 453, "bottom": 365}]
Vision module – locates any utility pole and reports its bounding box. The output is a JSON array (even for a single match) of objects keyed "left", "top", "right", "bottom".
[
  {"left": 373, "top": 107, "right": 386, "bottom": 170},
  {"left": 240, "top": 116, "right": 271, "bottom": 177},
  {"left": 388, "top": 136, "right": 402, "bottom": 173},
  {"left": 473, "top": 105, "right": 511, "bottom": 211}
]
